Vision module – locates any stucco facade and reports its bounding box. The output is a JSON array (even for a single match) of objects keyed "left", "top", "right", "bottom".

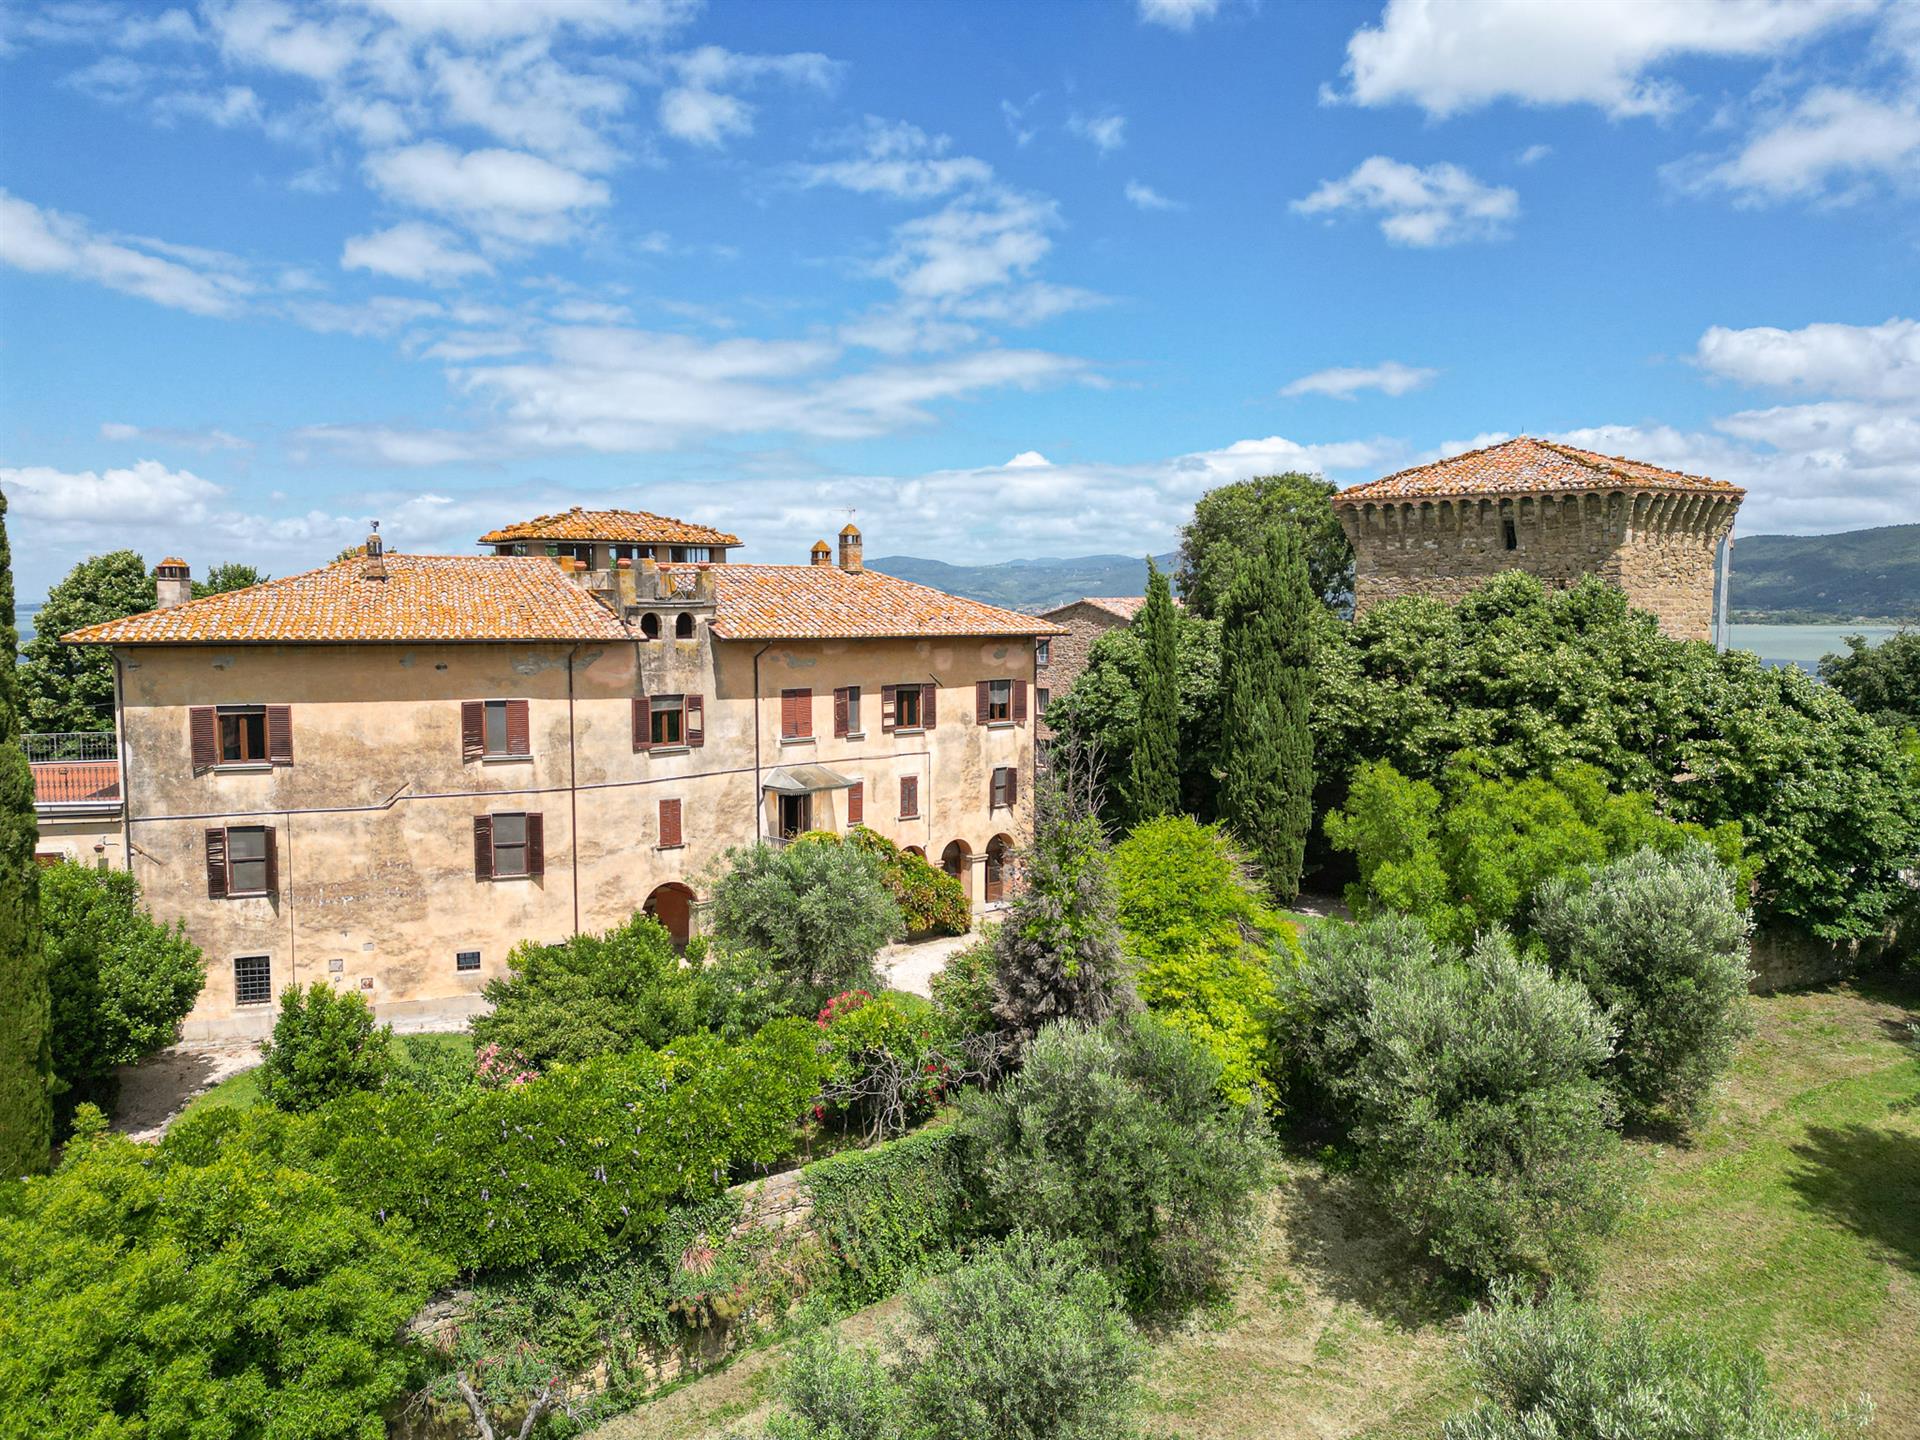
[{"left": 107, "top": 623, "right": 1040, "bottom": 1040}]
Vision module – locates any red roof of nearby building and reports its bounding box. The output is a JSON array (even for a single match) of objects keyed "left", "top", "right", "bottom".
[
  {"left": 703, "top": 565, "right": 1066, "bottom": 641},
  {"left": 1336, "top": 436, "right": 1745, "bottom": 505},
  {"left": 478, "top": 507, "right": 742, "bottom": 547},
  {"left": 31, "top": 760, "right": 121, "bottom": 807}
]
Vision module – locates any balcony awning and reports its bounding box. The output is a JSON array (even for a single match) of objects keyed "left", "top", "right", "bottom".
[{"left": 762, "top": 763, "right": 859, "bottom": 795}]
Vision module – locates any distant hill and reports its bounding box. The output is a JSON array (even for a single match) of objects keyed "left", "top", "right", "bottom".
[
  {"left": 868, "top": 552, "right": 1177, "bottom": 613},
  {"left": 1732, "top": 525, "right": 1920, "bottom": 622}
]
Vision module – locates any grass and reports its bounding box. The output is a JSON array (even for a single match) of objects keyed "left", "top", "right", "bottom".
[
  {"left": 586, "top": 974, "right": 1920, "bottom": 1440},
  {"left": 179, "top": 1031, "right": 475, "bottom": 1119}
]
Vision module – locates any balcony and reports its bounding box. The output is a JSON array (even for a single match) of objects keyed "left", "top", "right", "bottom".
[{"left": 25, "top": 733, "right": 122, "bottom": 811}]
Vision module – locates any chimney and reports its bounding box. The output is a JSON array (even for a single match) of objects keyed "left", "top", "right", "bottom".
[
  {"left": 154, "top": 558, "right": 191, "bottom": 609},
  {"left": 810, "top": 539, "right": 831, "bottom": 567},
  {"left": 362, "top": 522, "right": 387, "bottom": 581},
  {"left": 838, "top": 523, "right": 863, "bottom": 573}
]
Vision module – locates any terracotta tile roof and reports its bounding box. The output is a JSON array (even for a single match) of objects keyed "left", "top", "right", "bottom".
[
  {"left": 1336, "top": 436, "right": 1745, "bottom": 505},
  {"left": 63, "top": 555, "right": 633, "bottom": 645},
  {"left": 1043, "top": 595, "right": 1187, "bottom": 622},
  {"left": 479, "top": 507, "right": 742, "bottom": 547},
  {"left": 702, "top": 565, "right": 1067, "bottom": 641},
  {"left": 32, "top": 760, "right": 121, "bottom": 806}
]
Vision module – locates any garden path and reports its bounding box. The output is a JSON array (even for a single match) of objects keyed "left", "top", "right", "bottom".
[
  {"left": 876, "top": 932, "right": 974, "bottom": 997},
  {"left": 111, "top": 1039, "right": 260, "bottom": 1142}
]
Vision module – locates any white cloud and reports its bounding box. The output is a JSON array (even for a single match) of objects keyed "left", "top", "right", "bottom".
[
  {"left": 431, "top": 45, "right": 627, "bottom": 170},
  {"left": 1068, "top": 111, "right": 1127, "bottom": 154},
  {"left": 881, "top": 190, "right": 1061, "bottom": 301},
  {"left": 1123, "top": 179, "right": 1184, "bottom": 211},
  {"left": 1138, "top": 0, "right": 1222, "bottom": 32},
  {"left": 1337, "top": 0, "right": 1871, "bottom": 119},
  {"left": 797, "top": 118, "right": 994, "bottom": 199},
  {"left": 1000, "top": 98, "right": 1037, "bottom": 147},
  {"left": 1674, "top": 87, "right": 1920, "bottom": 204},
  {"left": 657, "top": 84, "right": 752, "bottom": 146},
  {"left": 2, "top": 458, "right": 226, "bottom": 525},
  {"left": 657, "top": 44, "right": 841, "bottom": 148},
  {"left": 1292, "top": 156, "right": 1518, "bottom": 245},
  {"left": 203, "top": 0, "right": 370, "bottom": 83},
  {"left": 1516, "top": 143, "right": 1553, "bottom": 166},
  {"left": 284, "top": 294, "right": 442, "bottom": 337},
  {"left": 100, "top": 422, "right": 252, "bottom": 453},
  {"left": 1282, "top": 360, "right": 1438, "bottom": 399},
  {"left": 1695, "top": 317, "right": 1920, "bottom": 400},
  {"left": 0, "top": 189, "right": 254, "bottom": 316},
  {"left": 151, "top": 84, "right": 263, "bottom": 128},
  {"left": 343, "top": 0, "right": 698, "bottom": 42},
  {"left": 363, "top": 142, "right": 610, "bottom": 245},
  {"left": 342, "top": 221, "right": 493, "bottom": 283}
]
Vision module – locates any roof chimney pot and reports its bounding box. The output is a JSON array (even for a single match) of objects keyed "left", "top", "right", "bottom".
[
  {"left": 810, "top": 539, "right": 831, "bottom": 567},
  {"left": 838, "top": 524, "right": 863, "bottom": 573},
  {"left": 154, "top": 558, "right": 191, "bottom": 609},
  {"left": 362, "top": 521, "right": 387, "bottom": 581}
]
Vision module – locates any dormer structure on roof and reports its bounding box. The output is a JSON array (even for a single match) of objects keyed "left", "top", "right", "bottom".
[
  {"left": 478, "top": 506, "right": 743, "bottom": 570},
  {"left": 1334, "top": 436, "right": 1743, "bottom": 642}
]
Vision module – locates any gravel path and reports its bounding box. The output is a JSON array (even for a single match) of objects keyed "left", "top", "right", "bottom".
[{"left": 111, "top": 1040, "right": 261, "bottom": 1143}]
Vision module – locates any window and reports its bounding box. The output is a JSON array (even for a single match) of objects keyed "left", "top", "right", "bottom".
[
  {"left": 975, "top": 679, "right": 1026, "bottom": 725},
  {"left": 474, "top": 812, "right": 543, "bottom": 881},
  {"left": 900, "top": 775, "right": 919, "bottom": 819},
  {"left": 847, "top": 780, "right": 864, "bottom": 826},
  {"left": 234, "top": 954, "right": 272, "bottom": 1006},
  {"left": 206, "top": 825, "right": 275, "bottom": 899},
  {"left": 651, "top": 694, "right": 684, "bottom": 747},
  {"left": 675, "top": 612, "right": 695, "bottom": 639},
  {"left": 658, "top": 798, "right": 684, "bottom": 848},
  {"left": 894, "top": 685, "right": 922, "bottom": 730},
  {"left": 834, "top": 685, "right": 862, "bottom": 737},
  {"left": 1036, "top": 638, "right": 1051, "bottom": 666},
  {"left": 462, "top": 700, "right": 529, "bottom": 760},
  {"left": 986, "top": 679, "right": 1012, "bottom": 722},
  {"left": 676, "top": 546, "right": 711, "bottom": 564},
  {"left": 640, "top": 612, "right": 661, "bottom": 641},
  {"left": 1502, "top": 515, "right": 1519, "bottom": 551},
  {"left": 782, "top": 688, "right": 813, "bottom": 739},
  {"left": 220, "top": 706, "right": 267, "bottom": 762},
  {"left": 779, "top": 792, "right": 812, "bottom": 839},
  {"left": 456, "top": 950, "right": 482, "bottom": 973},
  {"left": 1036, "top": 687, "right": 1051, "bottom": 715},
  {"left": 991, "top": 766, "right": 1019, "bottom": 809}
]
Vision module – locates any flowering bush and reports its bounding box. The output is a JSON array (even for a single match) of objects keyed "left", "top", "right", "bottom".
[
  {"left": 818, "top": 991, "right": 957, "bottom": 1141},
  {"left": 473, "top": 1041, "right": 538, "bottom": 1089},
  {"left": 816, "top": 988, "right": 873, "bottom": 1029},
  {"left": 807, "top": 828, "right": 970, "bottom": 936}
]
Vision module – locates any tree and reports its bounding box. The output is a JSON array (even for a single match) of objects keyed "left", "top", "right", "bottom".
[
  {"left": 191, "top": 562, "right": 267, "bottom": 598},
  {"left": 42, "top": 862, "right": 204, "bottom": 1126},
  {"left": 1122, "top": 557, "right": 1180, "bottom": 825},
  {"left": 258, "top": 982, "right": 392, "bottom": 1112},
  {"left": 706, "top": 838, "right": 902, "bottom": 1009},
  {"left": 19, "top": 550, "right": 154, "bottom": 733},
  {"left": 0, "top": 487, "right": 50, "bottom": 1175},
  {"left": 1176, "top": 472, "right": 1352, "bottom": 618},
  {"left": 1218, "top": 522, "right": 1315, "bottom": 901},
  {"left": 990, "top": 760, "right": 1133, "bottom": 1054},
  {"left": 1818, "top": 629, "right": 1920, "bottom": 729}
]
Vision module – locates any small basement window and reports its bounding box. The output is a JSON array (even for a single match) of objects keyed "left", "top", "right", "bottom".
[
  {"left": 234, "top": 954, "right": 272, "bottom": 1006},
  {"left": 456, "top": 949, "right": 481, "bottom": 973}
]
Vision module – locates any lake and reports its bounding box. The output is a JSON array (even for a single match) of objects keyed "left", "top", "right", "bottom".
[{"left": 1727, "top": 623, "right": 1903, "bottom": 671}]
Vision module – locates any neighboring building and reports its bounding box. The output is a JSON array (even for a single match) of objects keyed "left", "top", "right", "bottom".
[
  {"left": 27, "top": 732, "right": 126, "bottom": 870},
  {"left": 1334, "top": 436, "right": 1744, "bottom": 642},
  {"left": 1032, "top": 596, "right": 1155, "bottom": 743},
  {"left": 65, "top": 522, "right": 1061, "bottom": 1039},
  {"left": 478, "top": 506, "right": 742, "bottom": 568}
]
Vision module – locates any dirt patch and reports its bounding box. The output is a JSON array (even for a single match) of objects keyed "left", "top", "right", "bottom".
[{"left": 112, "top": 1040, "right": 261, "bottom": 1142}]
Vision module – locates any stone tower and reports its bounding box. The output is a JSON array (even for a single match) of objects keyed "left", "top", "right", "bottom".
[{"left": 1334, "top": 437, "right": 1743, "bottom": 642}]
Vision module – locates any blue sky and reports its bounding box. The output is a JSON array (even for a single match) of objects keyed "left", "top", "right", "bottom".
[{"left": 3, "top": 0, "right": 1919, "bottom": 601}]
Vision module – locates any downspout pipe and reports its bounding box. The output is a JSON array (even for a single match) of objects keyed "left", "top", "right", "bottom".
[
  {"left": 567, "top": 644, "right": 581, "bottom": 938},
  {"left": 752, "top": 642, "right": 773, "bottom": 845},
  {"left": 111, "top": 651, "right": 133, "bottom": 866}
]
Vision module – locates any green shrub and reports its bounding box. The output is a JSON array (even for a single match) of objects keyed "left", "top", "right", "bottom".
[
  {"left": 0, "top": 1110, "right": 449, "bottom": 1439},
  {"left": 958, "top": 1013, "right": 1268, "bottom": 1312},
  {"left": 769, "top": 1232, "right": 1146, "bottom": 1440},
  {"left": 470, "top": 911, "right": 712, "bottom": 1067},
  {"left": 386, "top": 1033, "right": 478, "bottom": 1099},
  {"left": 804, "top": 1130, "right": 972, "bottom": 1307},
  {"left": 708, "top": 839, "right": 903, "bottom": 1008},
  {"left": 1303, "top": 921, "right": 1624, "bottom": 1284},
  {"left": 1324, "top": 756, "right": 1750, "bottom": 947},
  {"left": 928, "top": 936, "right": 997, "bottom": 1036},
  {"left": 818, "top": 990, "right": 955, "bottom": 1140},
  {"left": 809, "top": 828, "right": 969, "bottom": 936},
  {"left": 1532, "top": 845, "right": 1753, "bottom": 1133},
  {"left": 40, "top": 861, "right": 203, "bottom": 1125},
  {"left": 258, "top": 982, "right": 391, "bottom": 1113},
  {"left": 1445, "top": 1284, "right": 1873, "bottom": 1440},
  {"left": 1112, "top": 816, "right": 1299, "bottom": 1102}
]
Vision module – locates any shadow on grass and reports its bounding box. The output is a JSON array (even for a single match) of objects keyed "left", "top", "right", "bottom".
[
  {"left": 1788, "top": 1123, "right": 1920, "bottom": 1275},
  {"left": 1280, "top": 1167, "right": 1470, "bottom": 1332}
]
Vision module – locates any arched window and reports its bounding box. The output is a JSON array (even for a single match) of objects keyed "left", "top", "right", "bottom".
[
  {"left": 675, "top": 612, "right": 695, "bottom": 639},
  {"left": 940, "top": 840, "right": 971, "bottom": 899},
  {"left": 640, "top": 612, "right": 660, "bottom": 641},
  {"left": 984, "top": 834, "right": 1014, "bottom": 904},
  {"left": 643, "top": 882, "right": 698, "bottom": 951}
]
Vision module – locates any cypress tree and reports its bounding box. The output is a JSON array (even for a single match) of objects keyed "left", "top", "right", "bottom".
[
  {"left": 1123, "top": 557, "right": 1180, "bottom": 825},
  {"left": 0, "top": 487, "right": 51, "bottom": 1174},
  {"left": 1218, "top": 522, "right": 1315, "bottom": 902}
]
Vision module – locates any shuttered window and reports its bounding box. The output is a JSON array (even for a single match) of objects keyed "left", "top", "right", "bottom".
[
  {"left": 781, "top": 688, "right": 812, "bottom": 739},
  {"left": 659, "top": 797, "right": 683, "bottom": 848},
  {"left": 991, "top": 766, "right": 1020, "bottom": 809},
  {"left": 651, "top": 694, "right": 685, "bottom": 746},
  {"left": 894, "top": 685, "right": 922, "bottom": 731},
  {"left": 899, "top": 775, "right": 919, "bottom": 819},
  {"left": 207, "top": 824, "right": 277, "bottom": 898},
  {"left": 847, "top": 780, "right": 863, "bottom": 826},
  {"left": 834, "top": 686, "right": 862, "bottom": 737},
  {"left": 475, "top": 812, "right": 543, "bottom": 880},
  {"left": 463, "top": 700, "right": 530, "bottom": 759},
  {"left": 192, "top": 705, "right": 293, "bottom": 768}
]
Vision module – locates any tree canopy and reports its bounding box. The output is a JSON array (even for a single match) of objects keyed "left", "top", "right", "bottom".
[
  {"left": 192, "top": 562, "right": 268, "bottom": 599},
  {"left": 1176, "top": 472, "right": 1352, "bottom": 618},
  {"left": 1122, "top": 557, "right": 1180, "bottom": 825},
  {"left": 20, "top": 551, "right": 154, "bottom": 733},
  {"left": 1817, "top": 630, "right": 1920, "bottom": 730}
]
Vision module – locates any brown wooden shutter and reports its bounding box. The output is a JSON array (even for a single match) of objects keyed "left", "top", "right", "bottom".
[
  {"left": 526, "top": 813, "right": 545, "bottom": 877},
  {"left": 659, "top": 798, "right": 682, "bottom": 847},
  {"left": 1012, "top": 680, "right": 1027, "bottom": 724},
  {"left": 975, "top": 681, "right": 990, "bottom": 724},
  {"left": 686, "top": 695, "right": 705, "bottom": 748},
  {"left": 266, "top": 705, "right": 293, "bottom": 764},
  {"left": 848, "top": 781, "right": 863, "bottom": 826},
  {"left": 461, "top": 701, "right": 485, "bottom": 761},
  {"left": 205, "top": 827, "right": 228, "bottom": 898},
  {"left": 505, "top": 700, "right": 530, "bottom": 756},
  {"left": 900, "top": 775, "right": 918, "bottom": 818},
  {"left": 922, "top": 683, "right": 937, "bottom": 729},
  {"left": 190, "top": 707, "right": 217, "bottom": 771},
  {"left": 632, "top": 695, "right": 651, "bottom": 752},
  {"left": 881, "top": 685, "right": 897, "bottom": 734},
  {"left": 834, "top": 687, "right": 850, "bottom": 738},
  {"left": 473, "top": 816, "right": 494, "bottom": 880},
  {"left": 262, "top": 825, "right": 279, "bottom": 895},
  {"left": 1007, "top": 766, "right": 1019, "bottom": 807},
  {"left": 781, "top": 688, "right": 812, "bottom": 738}
]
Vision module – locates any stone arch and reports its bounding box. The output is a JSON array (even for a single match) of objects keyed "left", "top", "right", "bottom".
[
  {"left": 640, "top": 612, "right": 660, "bottom": 641},
  {"left": 675, "top": 611, "right": 695, "bottom": 639},
  {"left": 643, "top": 881, "right": 698, "bottom": 951},
  {"left": 940, "top": 839, "right": 972, "bottom": 900},
  {"left": 984, "top": 833, "right": 1014, "bottom": 904},
  {"left": 904, "top": 844, "right": 926, "bottom": 860}
]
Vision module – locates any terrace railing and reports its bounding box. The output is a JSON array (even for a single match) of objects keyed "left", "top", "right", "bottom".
[{"left": 24, "top": 731, "right": 117, "bottom": 763}]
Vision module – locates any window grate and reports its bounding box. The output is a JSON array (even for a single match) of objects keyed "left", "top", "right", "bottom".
[
  {"left": 234, "top": 954, "right": 272, "bottom": 1006},
  {"left": 456, "top": 950, "right": 481, "bottom": 973}
]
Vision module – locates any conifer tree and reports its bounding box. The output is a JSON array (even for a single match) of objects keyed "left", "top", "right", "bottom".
[
  {"left": 1218, "top": 521, "right": 1315, "bottom": 901},
  {"left": 1123, "top": 557, "right": 1180, "bottom": 825},
  {"left": 0, "top": 488, "right": 51, "bottom": 1174}
]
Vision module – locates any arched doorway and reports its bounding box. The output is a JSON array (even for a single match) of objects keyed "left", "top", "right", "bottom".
[
  {"left": 984, "top": 834, "right": 1014, "bottom": 904},
  {"left": 643, "top": 882, "right": 697, "bottom": 951},
  {"left": 904, "top": 844, "right": 926, "bottom": 861},
  {"left": 940, "top": 839, "right": 971, "bottom": 901}
]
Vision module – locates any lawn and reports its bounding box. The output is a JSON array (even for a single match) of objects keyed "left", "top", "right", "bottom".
[
  {"left": 587, "top": 974, "right": 1920, "bottom": 1440},
  {"left": 178, "top": 1031, "right": 475, "bottom": 1120}
]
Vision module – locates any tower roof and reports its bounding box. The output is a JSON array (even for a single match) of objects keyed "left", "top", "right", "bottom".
[
  {"left": 1336, "top": 436, "right": 1744, "bottom": 505},
  {"left": 478, "top": 507, "right": 742, "bottom": 548}
]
